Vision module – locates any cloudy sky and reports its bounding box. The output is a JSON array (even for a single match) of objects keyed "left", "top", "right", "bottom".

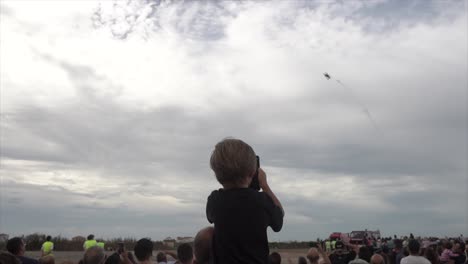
[{"left": 0, "top": 0, "right": 467, "bottom": 241}]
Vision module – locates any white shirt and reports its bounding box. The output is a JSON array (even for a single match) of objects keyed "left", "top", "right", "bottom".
[{"left": 401, "top": 255, "right": 431, "bottom": 264}]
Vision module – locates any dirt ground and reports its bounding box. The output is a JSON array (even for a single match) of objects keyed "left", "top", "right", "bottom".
[{"left": 26, "top": 249, "right": 309, "bottom": 263}]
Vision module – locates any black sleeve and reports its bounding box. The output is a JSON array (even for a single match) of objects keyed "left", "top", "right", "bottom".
[
  {"left": 206, "top": 191, "right": 215, "bottom": 224},
  {"left": 263, "top": 193, "right": 283, "bottom": 232}
]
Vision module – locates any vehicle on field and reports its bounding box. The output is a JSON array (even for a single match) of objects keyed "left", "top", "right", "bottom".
[
  {"left": 349, "top": 230, "right": 381, "bottom": 245},
  {"left": 329, "top": 232, "right": 342, "bottom": 240}
]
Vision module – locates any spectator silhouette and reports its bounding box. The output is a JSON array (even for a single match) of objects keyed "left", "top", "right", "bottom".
[
  {"left": 193, "top": 227, "right": 214, "bottom": 264},
  {"left": 268, "top": 252, "right": 281, "bottom": 264},
  {"left": 400, "top": 240, "right": 430, "bottom": 264},
  {"left": 6, "top": 237, "right": 39, "bottom": 264},
  {"left": 177, "top": 243, "right": 193, "bottom": 264},
  {"left": 134, "top": 239, "right": 153, "bottom": 264}
]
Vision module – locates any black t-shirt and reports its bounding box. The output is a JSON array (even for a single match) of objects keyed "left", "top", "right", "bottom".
[{"left": 206, "top": 188, "right": 283, "bottom": 264}]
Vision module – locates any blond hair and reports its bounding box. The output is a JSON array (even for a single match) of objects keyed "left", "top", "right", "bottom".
[{"left": 210, "top": 138, "right": 256, "bottom": 185}]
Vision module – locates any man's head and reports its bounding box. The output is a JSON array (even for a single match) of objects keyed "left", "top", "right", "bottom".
[
  {"left": 193, "top": 227, "right": 214, "bottom": 264},
  {"left": 6, "top": 237, "right": 25, "bottom": 256},
  {"left": 298, "top": 257, "right": 307, "bottom": 264},
  {"left": 370, "top": 254, "right": 384, "bottom": 264},
  {"left": 358, "top": 246, "right": 372, "bottom": 262},
  {"left": 210, "top": 138, "right": 256, "bottom": 187},
  {"left": 408, "top": 240, "right": 420, "bottom": 255},
  {"left": 177, "top": 243, "right": 193, "bottom": 264},
  {"left": 334, "top": 241, "right": 345, "bottom": 254},
  {"left": 83, "top": 246, "right": 105, "bottom": 264},
  {"left": 39, "top": 256, "right": 55, "bottom": 264},
  {"left": 268, "top": 252, "right": 281, "bottom": 264},
  {"left": 46, "top": 236, "right": 52, "bottom": 242},
  {"left": 134, "top": 238, "right": 153, "bottom": 262},
  {"left": 87, "top": 235, "right": 95, "bottom": 240},
  {"left": 306, "top": 248, "right": 320, "bottom": 263},
  {"left": 156, "top": 252, "right": 166, "bottom": 263}
]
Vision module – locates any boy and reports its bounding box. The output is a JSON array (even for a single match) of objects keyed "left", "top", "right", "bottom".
[{"left": 206, "top": 138, "right": 284, "bottom": 264}]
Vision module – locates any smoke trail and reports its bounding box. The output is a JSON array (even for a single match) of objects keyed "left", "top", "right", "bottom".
[{"left": 335, "top": 79, "right": 381, "bottom": 132}]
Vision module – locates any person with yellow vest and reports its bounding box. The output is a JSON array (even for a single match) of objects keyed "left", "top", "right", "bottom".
[
  {"left": 83, "top": 235, "right": 97, "bottom": 251},
  {"left": 41, "top": 236, "right": 54, "bottom": 257},
  {"left": 97, "top": 242, "right": 105, "bottom": 249},
  {"left": 325, "top": 240, "right": 332, "bottom": 252},
  {"left": 331, "top": 239, "right": 337, "bottom": 250}
]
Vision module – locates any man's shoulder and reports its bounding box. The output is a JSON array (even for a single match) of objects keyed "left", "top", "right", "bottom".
[
  {"left": 400, "top": 256, "right": 410, "bottom": 263},
  {"left": 401, "top": 256, "right": 430, "bottom": 264},
  {"left": 350, "top": 259, "right": 369, "bottom": 264},
  {"left": 18, "top": 256, "right": 39, "bottom": 264}
]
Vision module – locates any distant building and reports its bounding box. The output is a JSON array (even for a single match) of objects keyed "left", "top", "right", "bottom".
[
  {"left": 176, "top": 237, "right": 194, "bottom": 243},
  {"left": 163, "top": 237, "right": 176, "bottom": 248},
  {"left": 0, "top": 234, "right": 9, "bottom": 243}
]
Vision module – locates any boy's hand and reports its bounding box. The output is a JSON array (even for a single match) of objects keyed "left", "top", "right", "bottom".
[{"left": 258, "top": 168, "right": 269, "bottom": 191}]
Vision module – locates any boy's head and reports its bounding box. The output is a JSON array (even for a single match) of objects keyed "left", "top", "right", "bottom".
[{"left": 210, "top": 138, "right": 256, "bottom": 187}]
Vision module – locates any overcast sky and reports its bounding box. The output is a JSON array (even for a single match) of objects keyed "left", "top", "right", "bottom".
[{"left": 0, "top": 0, "right": 467, "bottom": 241}]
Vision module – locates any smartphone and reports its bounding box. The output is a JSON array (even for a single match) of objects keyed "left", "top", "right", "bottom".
[
  {"left": 117, "top": 242, "right": 124, "bottom": 254},
  {"left": 249, "top": 156, "right": 260, "bottom": 191}
]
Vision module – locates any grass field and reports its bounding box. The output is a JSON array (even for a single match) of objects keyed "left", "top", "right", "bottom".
[{"left": 26, "top": 249, "right": 309, "bottom": 263}]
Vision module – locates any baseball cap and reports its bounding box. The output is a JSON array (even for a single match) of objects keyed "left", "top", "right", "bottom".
[{"left": 335, "top": 241, "right": 344, "bottom": 249}]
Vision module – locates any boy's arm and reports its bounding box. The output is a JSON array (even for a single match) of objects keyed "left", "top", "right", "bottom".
[
  {"left": 258, "top": 168, "right": 284, "bottom": 216},
  {"left": 317, "top": 244, "right": 332, "bottom": 264},
  {"left": 164, "top": 251, "right": 178, "bottom": 260},
  {"left": 258, "top": 168, "right": 284, "bottom": 232}
]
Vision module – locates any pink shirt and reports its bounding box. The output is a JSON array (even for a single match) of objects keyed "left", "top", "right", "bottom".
[{"left": 440, "top": 249, "right": 458, "bottom": 262}]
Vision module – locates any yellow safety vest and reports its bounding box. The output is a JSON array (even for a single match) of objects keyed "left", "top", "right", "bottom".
[
  {"left": 97, "top": 242, "right": 105, "bottom": 249},
  {"left": 325, "top": 241, "right": 331, "bottom": 250},
  {"left": 84, "top": 240, "right": 97, "bottom": 250},
  {"left": 42, "top": 241, "right": 54, "bottom": 255},
  {"left": 331, "top": 240, "right": 337, "bottom": 249}
]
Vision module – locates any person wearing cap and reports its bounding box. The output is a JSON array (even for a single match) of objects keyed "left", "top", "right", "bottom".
[
  {"left": 400, "top": 240, "right": 430, "bottom": 264},
  {"left": 329, "top": 241, "right": 357, "bottom": 264}
]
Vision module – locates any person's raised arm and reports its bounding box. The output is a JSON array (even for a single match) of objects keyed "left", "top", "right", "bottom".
[
  {"left": 258, "top": 168, "right": 284, "bottom": 216},
  {"left": 317, "top": 244, "right": 332, "bottom": 264},
  {"left": 165, "top": 251, "right": 178, "bottom": 261}
]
